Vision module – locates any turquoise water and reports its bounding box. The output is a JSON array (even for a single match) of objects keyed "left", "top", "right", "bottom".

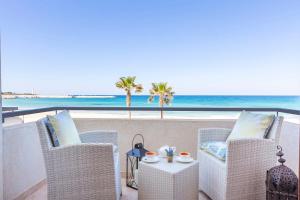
[{"left": 3, "top": 96, "right": 300, "bottom": 110}]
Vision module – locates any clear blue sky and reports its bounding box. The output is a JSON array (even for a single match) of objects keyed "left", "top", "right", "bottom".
[{"left": 1, "top": 0, "right": 299, "bottom": 95}]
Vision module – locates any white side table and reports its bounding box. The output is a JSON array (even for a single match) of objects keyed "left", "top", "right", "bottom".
[{"left": 138, "top": 158, "right": 199, "bottom": 200}]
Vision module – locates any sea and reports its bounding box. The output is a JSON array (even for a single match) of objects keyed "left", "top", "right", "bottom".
[{"left": 3, "top": 95, "right": 300, "bottom": 110}]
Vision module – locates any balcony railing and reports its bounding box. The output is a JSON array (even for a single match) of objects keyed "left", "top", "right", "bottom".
[{"left": 2, "top": 106, "right": 300, "bottom": 122}]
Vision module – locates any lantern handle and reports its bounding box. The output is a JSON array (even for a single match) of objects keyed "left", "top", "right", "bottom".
[
  {"left": 277, "top": 145, "right": 282, "bottom": 152},
  {"left": 132, "top": 134, "right": 144, "bottom": 150},
  {"left": 276, "top": 145, "right": 286, "bottom": 165}
]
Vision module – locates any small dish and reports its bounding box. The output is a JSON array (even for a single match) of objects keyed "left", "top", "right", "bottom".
[
  {"left": 145, "top": 151, "right": 157, "bottom": 159},
  {"left": 175, "top": 156, "right": 194, "bottom": 163},
  {"left": 142, "top": 156, "right": 160, "bottom": 163},
  {"left": 179, "top": 152, "right": 191, "bottom": 158}
]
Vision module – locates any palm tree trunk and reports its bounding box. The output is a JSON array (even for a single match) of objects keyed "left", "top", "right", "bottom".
[
  {"left": 126, "top": 92, "right": 131, "bottom": 119},
  {"left": 159, "top": 96, "right": 163, "bottom": 119}
]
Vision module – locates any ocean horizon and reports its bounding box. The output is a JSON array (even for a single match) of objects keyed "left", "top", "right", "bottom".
[{"left": 3, "top": 95, "right": 300, "bottom": 110}]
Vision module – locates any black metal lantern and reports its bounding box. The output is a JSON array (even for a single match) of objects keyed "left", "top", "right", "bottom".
[
  {"left": 126, "top": 134, "right": 148, "bottom": 189},
  {"left": 266, "top": 145, "right": 298, "bottom": 200}
]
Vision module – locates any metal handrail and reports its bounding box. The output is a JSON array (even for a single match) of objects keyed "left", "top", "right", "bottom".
[
  {"left": 2, "top": 106, "right": 300, "bottom": 120},
  {"left": 2, "top": 107, "right": 18, "bottom": 112}
]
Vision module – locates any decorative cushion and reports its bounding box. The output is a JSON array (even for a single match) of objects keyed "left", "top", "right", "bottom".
[
  {"left": 47, "top": 111, "right": 81, "bottom": 146},
  {"left": 45, "top": 119, "right": 60, "bottom": 147},
  {"left": 200, "top": 141, "right": 227, "bottom": 161},
  {"left": 226, "top": 111, "right": 275, "bottom": 141}
]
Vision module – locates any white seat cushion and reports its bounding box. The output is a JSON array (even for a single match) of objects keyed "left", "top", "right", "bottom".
[
  {"left": 226, "top": 111, "right": 275, "bottom": 141},
  {"left": 47, "top": 111, "right": 81, "bottom": 146}
]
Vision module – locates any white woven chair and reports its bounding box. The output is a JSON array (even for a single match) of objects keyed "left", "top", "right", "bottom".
[
  {"left": 36, "top": 119, "right": 122, "bottom": 200},
  {"left": 197, "top": 116, "right": 284, "bottom": 200}
]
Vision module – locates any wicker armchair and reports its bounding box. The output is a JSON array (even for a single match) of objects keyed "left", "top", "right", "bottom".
[
  {"left": 197, "top": 116, "right": 284, "bottom": 200},
  {"left": 36, "top": 119, "right": 121, "bottom": 200}
]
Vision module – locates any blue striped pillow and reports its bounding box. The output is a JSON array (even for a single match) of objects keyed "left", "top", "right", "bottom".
[{"left": 45, "top": 119, "right": 60, "bottom": 147}]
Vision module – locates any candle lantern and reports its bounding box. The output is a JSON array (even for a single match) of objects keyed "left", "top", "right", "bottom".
[
  {"left": 126, "top": 134, "right": 148, "bottom": 190},
  {"left": 266, "top": 145, "right": 298, "bottom": 200}
]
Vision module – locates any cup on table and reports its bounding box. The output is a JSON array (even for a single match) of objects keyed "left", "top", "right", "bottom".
[
  {"left": 179, "top": 152, "right": 191, "bottom": 161},
  {"left": 145, "top": 151, "right": 157, "bottom": 160}
]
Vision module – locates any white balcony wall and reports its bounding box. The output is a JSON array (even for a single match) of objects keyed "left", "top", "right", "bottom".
[
  {"left": 2, "top": 118, "right": 299, "bottom": 199},
  {"left": 3, "top": 123, "right": 46, "bottom": 200}
]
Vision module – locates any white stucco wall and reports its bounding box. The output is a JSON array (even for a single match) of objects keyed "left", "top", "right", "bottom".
[
  {"left": 3, "top": 123, "right": 46, "bottom": 200},
  {"left": 1, "top": 118, "right": 299, "bottom": 199}
]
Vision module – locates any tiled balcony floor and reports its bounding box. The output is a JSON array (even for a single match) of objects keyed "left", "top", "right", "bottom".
[{"left": 24, "top": 179, "right": 211, "bottom": 200}]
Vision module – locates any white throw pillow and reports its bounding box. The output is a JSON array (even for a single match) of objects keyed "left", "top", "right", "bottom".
[
  {"left": 226, "top": 111, "right": 275, "bottom": 141},
  {"left": 47, "top": 111, "right": 81, "bottom": 146}
]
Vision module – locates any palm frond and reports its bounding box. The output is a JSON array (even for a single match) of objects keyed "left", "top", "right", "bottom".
[
  {"left": 149, "top": 82, "right": 175, "bottom": 107},
  {"left": 115, "top": 80, "right": 125, "bottom": 89},
  {"left": 148, "top": 95, "right": 154, "bottom": 103},
  {"left": 149, "top": 89, "right": 155, "bottom": 95},
  {"left": 116, "top": 76, "right": 143, "bottom": 95},
  {"left": 164, "top": 97, "right": 170, "bottom": 105},
  {"left": 131, "top": 76, "right": 136, "bottom": 82},
  {"left": 135, "top": 84, "right": 143, "bottom": 93},
  {"left": 151, "top": 83, "right": 159, "bottom": 92}
]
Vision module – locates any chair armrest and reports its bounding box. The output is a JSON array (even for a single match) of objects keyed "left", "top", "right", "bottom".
[
  {"left": 79, "top": 130, "right": 118, "bottom": 146},
  {"left": 198, "top": 128, "right": 232, "bottom": 146},
  {"left": 226, "top": 138, "right": 277, "bottom": 171},
  {"left": 227, "top": 138, "right": 276, "bottom": 161},
  {"left": 225, "top": 138, "right": 277, "bottom": 197}
]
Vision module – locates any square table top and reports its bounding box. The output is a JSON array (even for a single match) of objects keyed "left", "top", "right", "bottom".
[{"left": 140, "top": 156, "right": 198, "bottom": 174}]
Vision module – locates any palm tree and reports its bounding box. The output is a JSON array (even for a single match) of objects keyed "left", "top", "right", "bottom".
[
  {"left": 115, "top": 76, "right": 143, "bottom": 118},
  {"left": 148, "top": 82, "right": 175, "bottom": 119}
]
